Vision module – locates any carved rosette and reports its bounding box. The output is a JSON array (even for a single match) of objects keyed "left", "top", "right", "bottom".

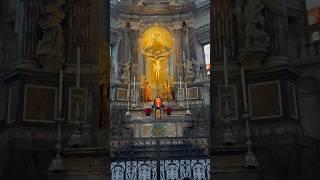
[
  {"left": 36, "top": 0, "right": 66, "bottom": 72},
  {"left": 130, "top": 20, "right": 143, "bottom": 30}
]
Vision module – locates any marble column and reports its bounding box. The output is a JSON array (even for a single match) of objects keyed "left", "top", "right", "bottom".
[
  {"left": 264, "top": 7, "right": 289, "bottom": 66},
  {"left": 124, "top": 24, "right": 130, "bottom": 63},
  {"left": 171, "top": 22, "right": 183, "bottom": 80},
  {"left": 212, "top": 0, "right": 238, "bottom": 62},
  {"left": 130, "top": 21, "right": 141, "bottom": 78},
  {"left": 114, "top": 39, "right": 120, "bottom": 80},
  {"left": 184, "top": 22, "right": 191, "bottom": 60},
  {"left": 182, "top": 21, "right": 192, "bottom": 82},
  {"left": 16, "top": 0, "right": 41, "bottom": 67}
]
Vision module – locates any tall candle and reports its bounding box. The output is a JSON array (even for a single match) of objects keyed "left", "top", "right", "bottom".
[
  {"left": 241, "top": 66, "right": 248, "bottom": 112},
  {"left": 179, "top": 76, "right": 182, "bottom": 88},
  {"left": 76, "top": 47, "right": 81, "bottom": 88},
  {"left": 185, "top": 82, "right": 188, "bottom": 99},
  {"left": 127, "top": 80, "right": 131, "bottom": 100},
  {"left": 223, "top": 46, "right": 228, "bottom": 87},
  {"left": 133, "top": 76, "right": 136, "bottom": 90},
  {"left": 58, "top": 70, "right": 63, "bottom": 114}
]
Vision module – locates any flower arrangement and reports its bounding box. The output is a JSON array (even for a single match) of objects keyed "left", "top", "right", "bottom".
[
  {"left": 144, "top": 108, "right": 152, "bottom": 116},
  {"left": 165, "top": 107, "right": 173, "bottom": 115}
]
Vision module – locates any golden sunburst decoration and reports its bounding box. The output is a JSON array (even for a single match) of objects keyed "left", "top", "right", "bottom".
[{"left": 152, "top": 31, "right": 162, "bottom": 40}]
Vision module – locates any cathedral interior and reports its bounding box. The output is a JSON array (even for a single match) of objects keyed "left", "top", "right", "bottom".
[{"left": 0, "top": 0, "right": 320, "bottom": 180}]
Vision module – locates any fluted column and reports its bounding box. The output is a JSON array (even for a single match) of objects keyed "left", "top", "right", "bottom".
[
  {"left": 264, "top": 6, "right": 289, "bottom": 66},
  {"left": 171, "top": 21, "right": 183, "bottom": 80},
  {"left": 212, "top": 0, "right": 239, "bottom": 62},
  {"left": 125, "top": 24, "right": 132, "bottom": 64},
  {"left": 183, "top": 22, "right": 191, "bottom": 60},
  {"left": 16, "top": 0, "right": 41, "bottom": 66},
  {"left": 129, "top": 21, "right": 141, "bottom": 78}
]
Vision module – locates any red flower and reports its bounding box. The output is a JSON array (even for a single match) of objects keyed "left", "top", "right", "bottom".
[
  {"left": 144, "top": 108, "right": 152, "bottom": 116},
  {"left": 166, "top": 107, "right": 172, "bottom": 115}
]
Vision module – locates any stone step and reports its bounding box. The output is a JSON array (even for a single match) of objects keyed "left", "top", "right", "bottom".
[
  {"left": 112, "top": 144, "right": 208, "bottom": 160},
  {"left": 212, "top": 145, "right": 247, "bottom": 155}
]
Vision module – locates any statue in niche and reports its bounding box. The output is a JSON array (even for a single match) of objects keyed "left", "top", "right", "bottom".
[
  {"left": 191, "top": 58, "right": 200, "bottom": 79},
  {"left": 136, "top": 0, "right": 144, "bottom": 8},
  {"left": 0, "top": 37, "right": 10, "bottom": 65},
  {"left": 169, "top": 0, "right": 179, "bottom": 6},
  {"left": 161, "top": 80, "right": 174, "bottom": 101},
  {"left": 121, "top": 62, "right": 130, "bottom": 84},
  {"left": 185, "top": 60, "right": 194, "bottom": 82},
  {"left": 171, "top": 21, "right": 183, "bottom": 30},
  {"left": 36, "top": 0, "right": 66, "bottom": 71},
  {"left": 142, "top": 79, "right": 152, "bottom": 102},
  {"left": 242, "top": 0, "right": 270, "bottom": 52},
  {"left": 176, "top": 63, "right": 183, "bottom": 78},
  {"left": 261, "top": 0, "right": 286, "bottom": 16}
]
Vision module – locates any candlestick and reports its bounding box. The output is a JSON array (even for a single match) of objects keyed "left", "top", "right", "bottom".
[
  {"left": 185, "top": 82, "right": 188, "bottom": 99},
  {"left": 76, "top": 47, "right": 80, "bottom": 88},
  {"left": 223, "top": 46, "right": 228, "bottom": 87},
  {"left": 58, "top": 70, "right": 63, "bottom": 115},
  {"left": 127, "top": 80, "right": 131, "bottom": 100},
  {"left": 241, "top": 66, "right": 248, "bottom": 112}
]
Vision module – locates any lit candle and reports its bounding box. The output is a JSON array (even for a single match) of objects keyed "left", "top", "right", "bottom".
[
  {"left": 58, "top": 70, "right": 63, "bottom": 115},
  {"left": 76, "top": 47, "right": 80, "bottom": 88},
  {"left": 133, "top": 76, "right": 136, "bottom": 90},
  {"left": 185, "top": 82, "right": 188, "bottom": 99}
]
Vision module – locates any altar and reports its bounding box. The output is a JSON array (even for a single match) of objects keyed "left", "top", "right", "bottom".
[{"left": 125, "top": 111, "right": 192, "bottom": 138}]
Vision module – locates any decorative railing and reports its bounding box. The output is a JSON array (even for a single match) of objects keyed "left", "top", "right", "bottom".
[
  {"left": 111, "top": 159, "right": 210, "bottom": 180},
  {"left": 111, "top": 137, "right": 210, "bottom": 180}
]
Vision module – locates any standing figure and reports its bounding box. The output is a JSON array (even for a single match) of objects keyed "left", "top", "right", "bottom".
[
  {"left": 36, "top": 0, "right": 66, "bottom": 71},
  {"left": 120, "top": 62, "right": 130, "bottom": 84},
  {"left": 161, "top": 80, "right": 173, "bottom": 101},
  {"left": 242, "top": 0, "right": 269, "bottom": 51},
  {"left": 153, "top": 60, "right": 161, "bottom": 80},
  {"left": 142, "top": 79, "right": 153, "bottom": 102}
]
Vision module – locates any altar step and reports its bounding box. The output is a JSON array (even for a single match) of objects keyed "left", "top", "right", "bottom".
[
  {"left": 211, "top": 145, "right": 261, "bottom": 174},
  {"left": 112, "top": 143, "right": 208, "bottom": 160},
  {"left": 212, "top": 152, "right": 263, "bottom": 180}
]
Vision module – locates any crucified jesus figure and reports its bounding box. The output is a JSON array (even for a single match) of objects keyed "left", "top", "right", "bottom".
[{"left": 153, "top": 60, "right": 161, "bottom": 79}]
